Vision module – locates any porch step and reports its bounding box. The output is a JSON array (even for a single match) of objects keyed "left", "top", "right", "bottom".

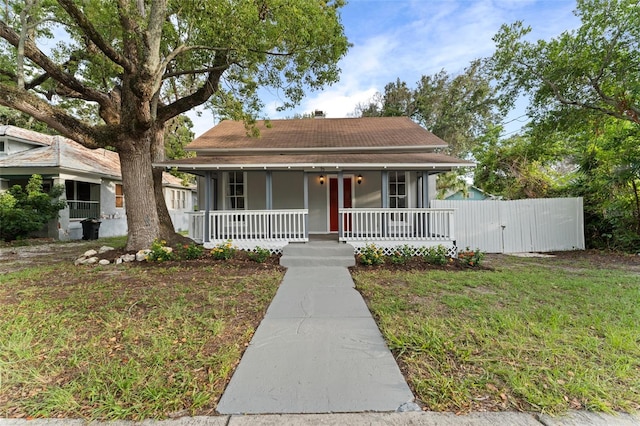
[{"left": 280, "top": 242, "right": 356, "bottom": 268}]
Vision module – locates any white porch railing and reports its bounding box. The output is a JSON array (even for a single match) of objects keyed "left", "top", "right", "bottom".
[
  {"left": 188, "top": 209, "right": 309, "bottom": 244},
  {"left": 339, "top": 208, "right": 455, "bottom": 242},
  {"left": 67, "top": 200, "right": 100, "bottom": 219}
]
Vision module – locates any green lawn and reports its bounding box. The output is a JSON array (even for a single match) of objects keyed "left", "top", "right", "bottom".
[
  {"left": 353, "top": 254, "right": 640, "bottom": 414},
  {"left": 0, "top": 242, "right": 283, "bottom": 420}
]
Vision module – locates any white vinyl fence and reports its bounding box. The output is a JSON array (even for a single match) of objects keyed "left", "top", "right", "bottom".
[{"left": 431, "top": 198, "right": 585, "bottom": 253}]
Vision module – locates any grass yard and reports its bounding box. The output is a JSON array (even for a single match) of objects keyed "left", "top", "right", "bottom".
[
  {"left": 0, "top": 238, "right": 284, "bottom": 420},
  {"left": 352, "top": 252, "right": 640, "bottom": 415}
]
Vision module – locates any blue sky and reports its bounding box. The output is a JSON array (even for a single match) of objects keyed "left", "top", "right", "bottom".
[{"left": 190, "top": 0, "right": 581, "bottom": 137}]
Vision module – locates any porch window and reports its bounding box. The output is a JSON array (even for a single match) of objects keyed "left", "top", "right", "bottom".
[
  {"left": 388, "top": 171, "right": 407, "bottom": 208},
  {"left": 225, "top": 171, "right": 246, "bottom": 210},
  {"left": 115, "top": 184, "right": 124, "bottom": 208}
]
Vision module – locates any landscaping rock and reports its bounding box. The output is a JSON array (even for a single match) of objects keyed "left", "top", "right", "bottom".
[
  {"left": 98, "top": 246, "right": 114, "bottom": 254},
  {"left": 136, "top": 249, "right": 151, "bottom": 262},
  {"left": 98, "top": 259, "right": 110, "bottom": 266},
  {"left": 115, "top": 257, "right": 123, "bottom": 265},
  {"left": 84, "top": 256, "right": 98, "bottom": 265},
  {"left": 83, "top": 249, "right": 98, "bottom": 257},
  {"left": 123, "top": 253, "right": 136, "bottom": 262}
]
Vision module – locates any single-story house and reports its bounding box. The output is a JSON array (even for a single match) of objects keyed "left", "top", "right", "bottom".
[
  {"left": 0, "top": 125, "right": 196, "bottom": 240},
  {"left": 157, "top": 116, "right": 473, "bottom": 254}
]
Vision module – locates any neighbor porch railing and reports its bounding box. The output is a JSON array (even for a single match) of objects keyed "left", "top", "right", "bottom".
[
  {"left": 67, "top": 200, "right": 100, "bottom": 219},
  {"left": 188, "top": 209, "right": 309, "bottom": 243},
  {"left": 339, "top": 208, "right": 455, "bottom": 242}
]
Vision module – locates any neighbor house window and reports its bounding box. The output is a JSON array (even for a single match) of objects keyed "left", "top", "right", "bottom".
[
  {"left": 170, "top": 189, "right": 176, "bottom": 209},
  {"left": 115, "top": 184, "right": 124, "bottom": 208},
  {"left": 225, "top": 171, "right": 246, "bottom": 210},
  {"left": 388, "top": 171, "right": 407, "bottom": 208},
  {"left": 0, "top": 141, "right": 5, "bottom": 153}
]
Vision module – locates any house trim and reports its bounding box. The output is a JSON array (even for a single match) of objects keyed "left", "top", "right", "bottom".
[{"left": 189, "top": 145, "right": 448, "bottom": 155}]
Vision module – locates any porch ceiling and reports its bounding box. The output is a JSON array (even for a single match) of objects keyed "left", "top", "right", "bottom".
[{"left": 156, "top": 152, "right": 474, "bottom": 172}]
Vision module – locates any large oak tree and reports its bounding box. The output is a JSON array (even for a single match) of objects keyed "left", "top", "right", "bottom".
[{"left": 0, "top": 0, "right": 349, "bottom": 250}]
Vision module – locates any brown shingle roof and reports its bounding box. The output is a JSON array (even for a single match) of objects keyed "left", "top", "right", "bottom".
[{"left": 187, "top": 117, "right": 448, "bottom": 152}]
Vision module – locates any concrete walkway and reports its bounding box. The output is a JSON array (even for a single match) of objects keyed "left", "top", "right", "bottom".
[
  {"left": 2, "top": 411, "right": 640, "bottom": 425},
  {"left": 216, "top": 241, "right": 415, "bottom": 414}
]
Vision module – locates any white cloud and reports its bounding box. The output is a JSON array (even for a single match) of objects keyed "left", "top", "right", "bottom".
[{"left": 189, "top": 0, "right": 580, "bottom": 133}]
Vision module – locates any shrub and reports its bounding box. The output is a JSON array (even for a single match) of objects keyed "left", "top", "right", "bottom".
[
  {"left": 423, "top": 245, "right": 449, "bottom": 265},
  {"left": 389, "top": 244, "right": 414, "bottom": 265},
  {"left": 175, "top": 242, "right": 204, "bottom": 260},
  {"left": 248, "top": 246, "right": 271, "bottom": 263},
  {"left": 211, "top": 240, "right": 236, "bottom": 260},
  {"left": 0, "top": 174, "right": 66, "bottom": 241},
  {"left": 358, "top": 243, "right": 384, "bottom": 266},
  {"left": 148, "top": 239, "right": 174, "bottom": 262},
  {"left": 457, "top": 247, "right": 484, "bottom": 267}
]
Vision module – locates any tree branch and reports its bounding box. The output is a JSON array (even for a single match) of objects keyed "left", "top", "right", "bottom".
[
  {"left": 56, "top": 0, "right": 132, "bottom": 72},
  {"left": 0, "top": 20, "right": 113, "bottom": 108},
  {"left": 157, "top": 65, "right": 226, "bottom": 123},
  {"left": 0, "top": 84, "right": 102, "bottom": 148}
]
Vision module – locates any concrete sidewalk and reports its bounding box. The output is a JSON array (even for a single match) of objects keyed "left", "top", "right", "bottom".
[
  {"left": 2, "top": 411, "right": 639, "bottom": 425},
  {"left": 216, "top": 264, "right": 415, "bottom": 414}
]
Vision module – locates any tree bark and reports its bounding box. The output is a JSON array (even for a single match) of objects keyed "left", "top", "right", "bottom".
[
  {"left": 118, "top": 135, "right": 160, "bottom": 251},
  {"left": 150, "top": 125, "right": 192, "bottom": 246}
]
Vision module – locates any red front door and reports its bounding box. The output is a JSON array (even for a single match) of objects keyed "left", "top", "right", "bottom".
[{"left": 329, "top": 177, "right": 352, "bottom": 232}]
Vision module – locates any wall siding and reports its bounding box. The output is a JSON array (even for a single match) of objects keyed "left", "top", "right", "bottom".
[{"left": 431, "top": 198, "right": 585, "bottom": 253}]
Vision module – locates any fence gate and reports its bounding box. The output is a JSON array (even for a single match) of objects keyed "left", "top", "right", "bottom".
[{"left": 430, "top": 198, "right": 585, "bottom": 253}]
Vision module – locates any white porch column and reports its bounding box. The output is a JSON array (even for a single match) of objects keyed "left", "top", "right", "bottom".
[
  {"left": 422, "top": 171, "right": 430, "bottom": 208},
  {"left": 265, "top": 170, "right": 273, "bottom": 210},
  {"left": 381, "top": 170, "right": 389, "bottom": 208},
  {"left": 204, "top": 171, "right": 212, "bottom": 243},
  {"left": 303, "top": 172, "right": 309, "bottom": 238},
  {"left": 338, "top": 170, "right": 344, "bottom": 237}
]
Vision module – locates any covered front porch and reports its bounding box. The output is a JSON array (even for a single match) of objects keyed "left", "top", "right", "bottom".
[{"left": 187, "top": 208, "right": 455, "bottom": 254}]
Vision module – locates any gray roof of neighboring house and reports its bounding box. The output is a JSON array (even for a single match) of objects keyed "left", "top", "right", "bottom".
[
  {"left": 0, "top": 125, "right": 193, "bottom": 186},
  {"left": 0, "top": 131, "right": 122, "bottom": 179},
  {"left": 0, "top": 125, "right": 54, "bottom": 146}
]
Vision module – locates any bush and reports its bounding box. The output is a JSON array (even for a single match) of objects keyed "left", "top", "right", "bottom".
[
  {"left": 457, "top": 247, "right": 484, "bottom": 267},
  {"left": 147, "top": 239, "right": 174, "bottom": 262},
  {"left": 389, "top": 244, "right": 414, "bottom": 265},
  {"left": 248, "top": 246, "right": 271, "bottom": 263},
  {"left": 0, "top": 174, "right": 66, "bottom": 241},
  {"left": 358, "top": 243, "right": 384, "bottom": 266},
  {"left": 423, "top": 245, "right": 449, "bottom": 265},
  {"left": 211, "top": 240, "right": 236, "bottom": 260},
  {"left": 175, "top": 242, "right": 204, "bottom": 260}
]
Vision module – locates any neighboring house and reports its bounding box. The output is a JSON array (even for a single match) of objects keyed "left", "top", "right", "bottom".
[
  {"left": 158, "top": 116, "right": 473, "bottom": 254},
  {"left": 0, "top": 125, "right": 195, "bottom": 240},
  {"left": 444, "top": 185, "right": 499, "bottom": 201}
]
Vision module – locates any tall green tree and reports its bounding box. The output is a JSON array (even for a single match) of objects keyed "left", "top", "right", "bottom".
[
  {"left": 0, "top": 0, "right": 349, "bottom": 250},
  {"left": 490, "top": 0, "right": 639, "bottom": 127},
  {"left": 489, "top": 0, "right": 640, "bottom": 249},
  {"left": 355, "top": 60, "right": 502, "bottom": 157}
]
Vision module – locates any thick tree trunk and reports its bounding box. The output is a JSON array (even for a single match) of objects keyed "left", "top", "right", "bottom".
[
  {"left": 151, "top": 126, "right": 192, "bottom": 246},
  {"left": 119, "top": 136, "right": 161, "bottom": 251}
]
